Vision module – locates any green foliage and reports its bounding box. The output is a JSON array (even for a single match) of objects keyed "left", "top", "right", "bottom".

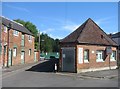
[
  {"left": 40, "top": 33, "right": 60, "bottom": 53},
  {"left": 14, "top": 19, "right": 38, "bottom": 37}
]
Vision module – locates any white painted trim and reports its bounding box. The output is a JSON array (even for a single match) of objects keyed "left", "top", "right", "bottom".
[
  {"left": 84, "top": 60, "right": 89, "bottom": 63},
  {"left": 77, "top": 66, "right": 117, "bottom": 73},
  {"left": 96, "top": 60, "right": 104, "bottom": 62}
]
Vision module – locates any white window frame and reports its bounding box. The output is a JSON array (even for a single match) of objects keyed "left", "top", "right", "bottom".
[
  {"left": 110, "top": 51, "right": 116, "bottom": 61},
  {"left": 28, "top": 35, "right": 32, "bottom": 42},
  {"left": 4, "top": 26, "right": 7, "bottom": 33},
  {"left": 96, "top": 50, "right": 104, "bottom": 62},
  {"left": 29, "top": 49, "right": 31, "bottom": 56},
  {"left": 13, "top": 30, "right": 19, "bottom": 36},
  {"left": 13, "top": 47, "right": 17, "bottom": 57},
  {"left": 84, "top": 49, "right": 89, "bottom": 63},
  {"left": 78, "top": 48, "right": 83, "bottom": 64}
]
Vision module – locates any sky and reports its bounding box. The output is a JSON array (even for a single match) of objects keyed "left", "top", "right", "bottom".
[{"left": 2, "top": 2, "right": 118, "bottom": 39}]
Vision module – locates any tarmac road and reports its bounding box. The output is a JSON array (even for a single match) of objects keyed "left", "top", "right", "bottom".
[{"left": 2, "top": 59, "right": 118, "bottom": 87}]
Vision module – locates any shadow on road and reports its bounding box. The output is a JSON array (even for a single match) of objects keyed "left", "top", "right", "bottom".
[{"left": 26, "top": 58, "right": 59, "bottom": 73}]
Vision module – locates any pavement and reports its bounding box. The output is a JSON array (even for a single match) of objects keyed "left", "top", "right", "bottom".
[
  {"left": 2, "top": 60, "right": 47, "bottom": 75},
  {"left": 56, "top": 69, "right": 118, "bottom": 80}
]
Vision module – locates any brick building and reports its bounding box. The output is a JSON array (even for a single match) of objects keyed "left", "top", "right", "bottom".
[
  {"left": 0, "top": 16, "right": 38, "bottom": 67},
  {"left": 59, "top": 18, "right": 118, "bottom": 73},
  {"left": 111, "top": 32, "right": 120, "bottom": 64}
]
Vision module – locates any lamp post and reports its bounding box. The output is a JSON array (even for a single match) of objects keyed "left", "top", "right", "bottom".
[
  {"left": 38, "top": 29, "right": 40, "bottom": 53},
  {"left": 6, "top": 23, "right": 12, "bottom": 68}
]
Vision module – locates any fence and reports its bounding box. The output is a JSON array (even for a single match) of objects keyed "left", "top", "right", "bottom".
[{"left": 40, "top": 52, "right": 59, "bottom": 59}]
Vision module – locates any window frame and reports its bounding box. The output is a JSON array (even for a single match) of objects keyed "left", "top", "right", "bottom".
[
  {"left": 96, "top": 50, "right": 104, "bottom": 62},
  {"left": 13, "top": 30, "right": 19, "bottom": 36},
  {"left": 110, "top": 51, "right": 116, "bottom": 61},
  {"left": 29, "top": 49, "right": 31, "bottom": 56},
  {"left": 28, "top": 35, "right": 32, "bottom": 42},
  {"left": 21, "top": 34, "right": 25, "bottom": 46},
  {"left": 4, "top": 26, "right": 7, "bottom": 33},
  {"left": 83, "top": 49, "right": 89, "bottom": 63},
  {"left": 13, "top": 47, "right": 17, "bottom": 57}
]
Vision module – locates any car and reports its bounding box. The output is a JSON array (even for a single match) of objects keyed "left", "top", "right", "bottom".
[{"left": 40, "top": 55, "right": 45, "bottom": 60}]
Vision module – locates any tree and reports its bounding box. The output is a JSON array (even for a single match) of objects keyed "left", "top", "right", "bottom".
[
  {"left": 53, "top": 39, "right": 60, "bottom": 52},
  {"left": 14, "top": 19, "right": 60, "bottom": 52},
  {"left": 14, "top": 19, "right": 38, "bottom": 37}
]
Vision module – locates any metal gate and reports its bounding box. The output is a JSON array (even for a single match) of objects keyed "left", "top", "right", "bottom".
[{"left": 62, "top": 47, "right": 75, "bottom": 72}]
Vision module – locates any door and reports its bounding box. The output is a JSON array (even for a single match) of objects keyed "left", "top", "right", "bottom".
[
  {"left": 8, "top": 49, "right": 12, "bottom": 66},
  {"left": 21, "top": 51, "right": 25, "bottom": 64},
  {"left": 62, "top": 47, "right": 75, "bottom": 72},
  {"left": 34, "top": 52, "right": 37, "bottom": 62}
]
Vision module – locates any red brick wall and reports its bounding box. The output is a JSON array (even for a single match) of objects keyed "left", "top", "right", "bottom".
[
  {"left": 76, "top": 45, "right": 117, "bottom": 70},
  {"left": 1, "top": 25, "right": 8, "bottom": 66},
  {"left": 59, "top": 43, "right": 117, "bottom": 72},
  {"left": 1, "top": 25, "right": 35, "bottom": 66},
  {"left": 24, "top": 34, "right": 35, "bottom": 63}
]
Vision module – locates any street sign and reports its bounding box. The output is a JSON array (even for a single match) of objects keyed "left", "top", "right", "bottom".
[{"left": 106, "top": 46, "right": 112, "bottom": 55}]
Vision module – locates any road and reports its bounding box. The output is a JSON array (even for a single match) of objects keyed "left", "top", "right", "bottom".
[{"left": 2, "top": 59, "right": 119, "bottom": 87}]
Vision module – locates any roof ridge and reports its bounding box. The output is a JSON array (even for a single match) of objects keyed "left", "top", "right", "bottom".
[
  {"left": 76, "top": 18, "right": 89, "bottom": 43},
  {"left": 89, "top": 18, "right": 117, "bottom": 46},
  {"left": 2, "top": 16, "right": 34, "bottom": 36},
  {"left": 1, "top": 16, "right": 24, "bottom": 26}
]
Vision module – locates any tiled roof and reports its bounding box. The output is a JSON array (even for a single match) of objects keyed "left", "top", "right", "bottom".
[
  {"left": 60, "top": 18, "right": 117, "bottom": 46},
  {"left": 1, "top": 16, "right": 33, "bottom": 36},
  {"left": 111, "top": 32, "right": 120, "bottom": 38}
]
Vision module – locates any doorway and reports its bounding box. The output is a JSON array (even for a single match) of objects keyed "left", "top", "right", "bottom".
[
  {"left": 62, "top": 47, "right": 75, "bottom": 72},
  {"left": 21, "top": 51, "right": 25, "bottom": 64},
  {"left": 8, "top": 49, "right": 12, "bottom": 66}
]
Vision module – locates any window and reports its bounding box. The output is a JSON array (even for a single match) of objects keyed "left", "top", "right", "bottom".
[
  {"left": 84, "top": 49, "right": 89, "bottom": 63},
  {"left": 96, "top": 50, "right": 104, "bottom": 62},
  {"left": 4, "top": 26, "right": 7, "bottom": 33},
  {"left": 4, "top": 46, "right": 6, "bottom": 55},
  {"left": 29, "top": 49, "right": 31, "bottom": 56},
  {"left": 21, "top": 34, "right": 25, "bottom": 46},
  {"left": 110, "top": 51, "right": 116, "bottom": 61},
  {"left": 13, "top": 30, "right": 19, "bottom": 36},
  {"left": 13, "top": 47, "right": 17, "bottom": 57},
  {"left": 28, "top": 35, "right": 32, "bottom": 41}
]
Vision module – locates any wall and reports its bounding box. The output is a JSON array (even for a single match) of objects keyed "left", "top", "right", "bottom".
[
  {"left": 1, "top": 25, "right": 35, "bottom": 67},
  {"left": 76, "top": 45, "right": 117, "bottom": 72},
  {"left": 59, "top": 43, "right": 117, "bottom": 73}
]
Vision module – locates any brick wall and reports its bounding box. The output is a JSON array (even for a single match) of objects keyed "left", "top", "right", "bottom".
[
  {"left": 76, "top": 45, "right": 117, "bottom": 72},
  {"left": 59, "top": 43, "right": 117, "bottom": 72},
  {"left": 1, "top": 25, "right": 35, "bottom": 66}
]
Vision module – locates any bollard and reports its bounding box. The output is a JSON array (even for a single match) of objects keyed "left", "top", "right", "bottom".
[{"left": 55, "top": 63, "right": 57, "bottom": 73}]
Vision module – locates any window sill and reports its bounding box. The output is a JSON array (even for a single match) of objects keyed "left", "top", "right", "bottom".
[
  {"left": 84, "top": 60, "right": 89, "bottom": 63},
  {"left": 28, "top": 40, "right": 32, "bottom": 42},
  {"left": 110, "top": 59, "right": 116, "bottom": 62},
  {"left": 14, "top": 34, "right": 18, "bottom": 36},
  {"left": 96, "top": 60, "right": 104, "bottom": 62}
]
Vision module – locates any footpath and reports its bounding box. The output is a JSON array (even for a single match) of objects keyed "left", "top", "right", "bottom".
[
  {"left": 56, "top": 69, "right": 118, "bottom": 80},
  {"left": 2, "top": 60, "right": 47, "bottom": 75}
]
